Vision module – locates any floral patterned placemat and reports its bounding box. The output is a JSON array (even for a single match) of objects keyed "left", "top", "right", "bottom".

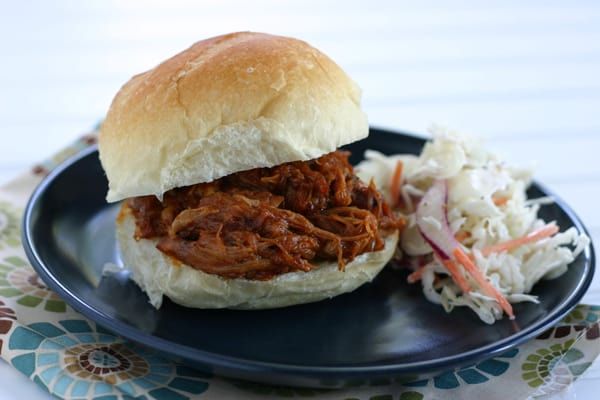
[{"left": 0, "top": 132, "right": 598, "bottom": 400}]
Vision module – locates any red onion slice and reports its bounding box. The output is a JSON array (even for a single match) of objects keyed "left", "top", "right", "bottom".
[{"left": 416, "top": 179, "right": 459, "bottom": 259}]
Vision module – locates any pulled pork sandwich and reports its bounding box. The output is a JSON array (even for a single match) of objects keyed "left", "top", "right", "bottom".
[{"left": 99, "top": 32, "right": 403, "bottom": 309}]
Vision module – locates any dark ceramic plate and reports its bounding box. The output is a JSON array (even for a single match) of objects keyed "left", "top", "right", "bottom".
[{"left": 22, "top": 129, "right": 595, "bottom": 388}]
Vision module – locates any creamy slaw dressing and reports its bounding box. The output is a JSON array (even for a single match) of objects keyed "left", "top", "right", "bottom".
[{"left": 356, "top": 127, "right": 589, "bottom": 324}]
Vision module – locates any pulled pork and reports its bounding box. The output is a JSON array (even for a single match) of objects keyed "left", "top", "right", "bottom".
[{"left": 127, "top": 151, "right": 403, "bottom": 280}]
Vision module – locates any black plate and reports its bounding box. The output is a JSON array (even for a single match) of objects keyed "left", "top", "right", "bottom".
[{"left": 22, "top": 128, "right": 595, "bottom": 387}]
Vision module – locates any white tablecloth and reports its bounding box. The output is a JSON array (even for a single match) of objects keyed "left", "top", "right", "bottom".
[{"left": 0, "top": 1, "right": 598, "bottom": 398}]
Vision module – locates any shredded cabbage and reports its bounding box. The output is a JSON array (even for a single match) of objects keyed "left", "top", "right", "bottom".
[{"left": 356, "top": 126, "right": 590, "bottom": 324}]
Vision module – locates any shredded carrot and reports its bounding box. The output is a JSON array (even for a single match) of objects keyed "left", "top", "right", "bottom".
[
  {"left": 407, "top": 268, "right": 424, "bottom": 284},
  {"left": 452, "top": 248, "right": 514, "bottom": 319},
  {"left": 407, "top": 258, "right": 470, "bottom": 294},
  {"left": 493, "top": 196, "right": 509, "bottom": 206},
  {"left": 482, "top": 224, "right": 559, "bottom": 256},
  {"left": 441, "top": 259, "right": 471, "bottom": 293},
  {"left": 406, "top": 255, "right": 427, "bottom": 283},
  {"left": 454, "top": 231, "right": 471, "bottom": 243},
  {"left": 389, "top": 160, "right": 404, "bottom": 208}
]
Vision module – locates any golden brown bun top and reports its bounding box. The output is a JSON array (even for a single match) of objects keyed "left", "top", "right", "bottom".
[{"left": 99, "top": 32, "right": 368, "bottom": 202}]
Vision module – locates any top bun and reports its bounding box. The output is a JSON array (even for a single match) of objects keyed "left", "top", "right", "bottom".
[{"left": 99, "top": 32, "right": 368, "bottom": 202}]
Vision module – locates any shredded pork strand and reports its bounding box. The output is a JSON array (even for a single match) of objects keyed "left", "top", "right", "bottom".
[{"left": 128, "top": 151, "right": 404, "bottom": 280}]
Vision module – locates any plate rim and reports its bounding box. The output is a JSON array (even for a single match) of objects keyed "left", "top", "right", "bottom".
[{"left": 22, "top": 128, "right": 596, "bottom": 381}]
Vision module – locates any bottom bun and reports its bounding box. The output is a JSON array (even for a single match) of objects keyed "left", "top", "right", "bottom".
[{"left": 117, "top": 204, "right": 399, "bottom": 309}]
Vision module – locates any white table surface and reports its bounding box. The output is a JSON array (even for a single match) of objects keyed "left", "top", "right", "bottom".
[{"left": 1, "top": 1, "right": 599, "bottom": 398}]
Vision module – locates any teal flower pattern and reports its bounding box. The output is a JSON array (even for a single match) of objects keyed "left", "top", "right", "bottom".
[
  {"left": 7, "top": 319, "right": 209, "bottom": 399},
  {"left": 403, "top": 348, "right": 518, "bottom": 389},
  {"left": 521, "top": 339, "right": 591, "bottom": 396}
]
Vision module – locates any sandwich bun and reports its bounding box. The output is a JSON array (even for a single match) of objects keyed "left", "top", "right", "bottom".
[{"left": 99, "top": 32, "right": 368, "bottom": 202}]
